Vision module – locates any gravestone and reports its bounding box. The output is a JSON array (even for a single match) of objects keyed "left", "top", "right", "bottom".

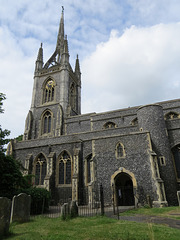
[
  {"left": 70, "top": 201, "right": 78, "bottom": 217},
  {"left": 0, "top": 197, "right": 11, "bottom": 237},
  {"left": 10, "top": 193, "right": 31, "bottom": 223},
  {"left": 61, "top": 203, "right": 69, "bottom": 219},
  {"left": 146, "top": 195, "right": 152, "bottom": 208}
]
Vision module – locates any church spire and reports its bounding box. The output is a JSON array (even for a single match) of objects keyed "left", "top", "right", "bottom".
[
  {"left": 44, "top": 7, "right": 65, "bottom": 68},
  {"left": 35, "top": 43, "right": 43, "bottom": 73},
  {"left": 56, "top": 6, "right": 64, "bottom": 62}
]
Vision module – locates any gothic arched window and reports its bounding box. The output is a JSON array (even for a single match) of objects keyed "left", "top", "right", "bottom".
[
  {"left": 43, "top": 79, "right": 55, "bottom": 103},
  {"left": 42, "top": 111, "right": 52, "bottom": 134},
  {"left": 58, "top": 151, "right": 72, "bottom": 185},
  {"left": 172, "top": 145, "right": 180, "bottom": 179},
  {"left": 131, "top": 117, "right": 138, "bottom": 126},
  {"left": 165, "top": 112, "right": 179, "bottom": 120},
  {"left": 115, "top": 142, "right": 125, "bottom": 159},
  {"left": 34, "top": 154, "right": 47, "bottom": 185},
  {"left": 104, "top": 121, "right": 116, "bottom": 129}
]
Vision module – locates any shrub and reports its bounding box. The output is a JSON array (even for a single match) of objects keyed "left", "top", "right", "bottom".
[
  {"left": 19, "top": 187, "right": 51, "bottom": 215},
  {"left": 0, "top": 155, "right": 27, "bottom": 199}
]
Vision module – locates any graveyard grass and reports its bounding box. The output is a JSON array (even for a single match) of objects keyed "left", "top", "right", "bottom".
[{"left": 6, "top": 207, "right": 180, "bottom": 240}]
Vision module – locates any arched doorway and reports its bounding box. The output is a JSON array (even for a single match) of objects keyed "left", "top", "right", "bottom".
[{"left": 115, "top": 172, "right": 135, "bottom": 206}]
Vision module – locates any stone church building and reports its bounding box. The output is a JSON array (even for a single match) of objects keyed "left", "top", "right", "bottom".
[{"left": 8, "top": 9, "right": 180, "bottom": 207}]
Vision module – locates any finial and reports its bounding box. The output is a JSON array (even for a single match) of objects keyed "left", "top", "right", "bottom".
[
  {"left": 77, "top": 54, "right": 79, "bottom": 59},
  {"left": 41, "top": 42, "right": 43, "bottom": 48},
  {"left": 62, "top": 6, "right": 64, "bottom": 13}
]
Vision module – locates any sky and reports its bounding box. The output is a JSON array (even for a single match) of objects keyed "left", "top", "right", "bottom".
[{"left": 1, "top": 0, "right": 180, "bottom": 139}]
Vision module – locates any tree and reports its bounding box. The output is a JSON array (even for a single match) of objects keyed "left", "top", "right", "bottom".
[
  {"left": 0, "top": 93, "right": 29, "bottom": 198},
  {"left": 0, "top": 93, "right": 6, "bottom": 113},
  {"left": 0, "top": 93, "right": 10, "bottom": 153},
  {"left": 0, "top": 94, "right": 50, "bottom": 208}
]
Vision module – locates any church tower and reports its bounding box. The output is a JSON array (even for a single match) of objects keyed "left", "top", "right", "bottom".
[{"left": 23, "top": 7, "right": 81, "bottom": 140}]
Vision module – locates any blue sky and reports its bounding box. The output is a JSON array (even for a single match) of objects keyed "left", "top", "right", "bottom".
[{"left": 1, "top": 0, "right": 180, "bottom": 139}]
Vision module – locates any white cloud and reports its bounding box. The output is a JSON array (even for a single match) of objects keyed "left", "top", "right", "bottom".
[
  {"left": 81, "top": 23, "right": 180, "bottom": 113},
  {"left": 1, "top": 0, "right": 180, "bottom": 139},
  {"left": 0, "top": 26, "right": 34, "bottom": 137}
]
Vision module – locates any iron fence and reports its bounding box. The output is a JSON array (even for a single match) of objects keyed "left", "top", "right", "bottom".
[{"left": 30, "top": 184, "right": 135, "bottom": 219}]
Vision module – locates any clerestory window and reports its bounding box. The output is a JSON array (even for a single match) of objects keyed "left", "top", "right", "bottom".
[
  {"left": 104, "top": 121, "right": 116, "bottom": 129},
  {"left": 165, "top": 112, "right": 179, "bottom": 120},
  {"left": 131, "top": 117, "right": 138, "bottom": 126}
]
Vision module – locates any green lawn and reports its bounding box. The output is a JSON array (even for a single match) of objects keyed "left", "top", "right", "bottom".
[{"left": 4, "top": 212, "right": 180, "bottom": 240}]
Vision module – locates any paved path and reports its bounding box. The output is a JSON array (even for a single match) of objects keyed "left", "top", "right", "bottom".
[{"left": 108, "top": 213, "right": 180, "bottom": 229}]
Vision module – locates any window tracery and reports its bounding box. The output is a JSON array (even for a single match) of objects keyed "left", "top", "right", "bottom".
[
  {"left": 58, "top": 151, "right": 72, "bottom": 185},
  {"left": 165, "top": 112, "right": 179, "bottom": 120},
  {"left": 104, "top": 121, "right": 116, "bottom": 129},
  {"left": 34, "top": 154, "right": 47, "bottom": 185},
  {"left": 43, "top": 79, "right": 55, "bottom": 103}
]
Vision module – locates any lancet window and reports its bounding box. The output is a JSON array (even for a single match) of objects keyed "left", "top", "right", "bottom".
[
  {"left": 42, "top": 111, "right": 52, "bottom": 134},
  {"left": 58, "top": 151, "right": 72, "bottom": 185},
  {"left": 43, "top": 79, "right": 55, "bottom": 103},
  {"left": 34, "top": 154, "right": 47, "bottom": 185},
  {"left": 116, "top": 142, "right": 125, "bottom": 159}
]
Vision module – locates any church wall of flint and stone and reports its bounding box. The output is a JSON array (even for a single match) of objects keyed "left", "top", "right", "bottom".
[{"left": 8, "top": 10, "right": 180, "bottom": 207}]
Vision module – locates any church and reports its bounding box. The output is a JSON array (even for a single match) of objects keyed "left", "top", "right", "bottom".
[{"left": 8, "top": 9, "right": 180, "bottom": 207}]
